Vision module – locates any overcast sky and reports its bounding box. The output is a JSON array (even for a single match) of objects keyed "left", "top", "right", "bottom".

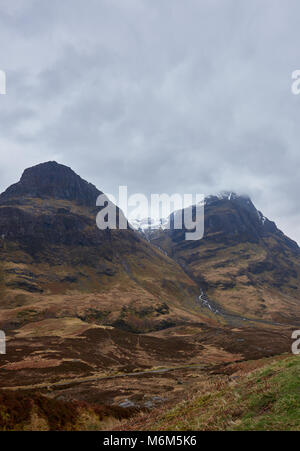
[{"left": 1, "top": 0, "right": 300, "bottom": 241}]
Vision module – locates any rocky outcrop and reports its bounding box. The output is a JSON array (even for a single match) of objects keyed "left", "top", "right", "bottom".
[{"left": 0, "top": 161, "right": 101, "bottom": 207}]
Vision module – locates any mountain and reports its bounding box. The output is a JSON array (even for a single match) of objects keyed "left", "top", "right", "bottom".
[
  {"left": 147, "top": 192, "right": 300, "bottom": 325},
  {"left": 0, "top": 161, "right": 202, "bottom": 334},
  {"left": 0, "top": 168, "right": 296, "bottom": 415}
]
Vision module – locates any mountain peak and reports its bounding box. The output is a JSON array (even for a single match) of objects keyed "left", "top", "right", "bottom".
[
  {"left": 205, "top": 191, "right": 251, "bottom": 205},
  {"left": 20, "top": 161, "right": 76, "bottom": 184},
  {"left": 0, "top": 161, "right": 101, "bottom": 207}
]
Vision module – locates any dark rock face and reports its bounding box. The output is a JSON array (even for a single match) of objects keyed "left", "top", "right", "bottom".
[
  {"left": 205, "top": 195, "right": 274, "bottom": 236},
  {"left": 0, "top": 205, "right": 97, "bottom": 248},
  {"left": 0, "top": 161, "right": 101, "bottom": 207},
  {"left": 167, "top": 193, "right": 299, "bottom": 252},
  {"left": 0, "top": 162, "right": 130, "bottom": 263}
]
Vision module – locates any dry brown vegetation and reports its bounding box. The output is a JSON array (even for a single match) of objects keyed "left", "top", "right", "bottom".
[{"left": 0, "top": 390, "right": 138, "bottom": 431}]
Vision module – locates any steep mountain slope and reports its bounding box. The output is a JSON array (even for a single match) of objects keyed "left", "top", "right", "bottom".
[
  {"left": 0, "top": 162, "right": 202, "bottom": 334},
  {"left": 148, "top": 193, "right": 300, "bottom": 325}
]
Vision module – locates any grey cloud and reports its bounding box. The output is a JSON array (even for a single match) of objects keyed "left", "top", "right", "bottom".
[{"left": 1, "top": 0, "right": 300, "bottom": 241}]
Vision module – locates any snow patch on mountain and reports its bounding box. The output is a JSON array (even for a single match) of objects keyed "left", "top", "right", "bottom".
[
  {"left": 130, "top": 217, "right": 168, "bottom": 231},
  {"left": 257, "top": 210, "right": 267, "bottom": 225}
]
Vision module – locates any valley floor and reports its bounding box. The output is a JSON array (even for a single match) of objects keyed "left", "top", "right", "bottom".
[
  {"left": 1, "top": 353, "right": 299, "bottom": 430},
  {"left": 0, "top": 317, "right": 298, "bottom": 431}
]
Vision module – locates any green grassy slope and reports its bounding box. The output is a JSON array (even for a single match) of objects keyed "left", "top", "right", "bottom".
[{"left": 119, "top": 355, "right": 300, "bottom": 431}]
